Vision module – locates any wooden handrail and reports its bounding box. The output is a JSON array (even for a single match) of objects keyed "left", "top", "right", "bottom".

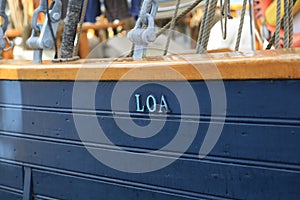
[
  {"left": 0, "top": 49, "right": 299, "bottom": 81},
  {"left": 5, "top": 29, "right": 23, "bottom": 39},
  {"left": 80, "top": 22, "right": 124, "bottom": 32}
]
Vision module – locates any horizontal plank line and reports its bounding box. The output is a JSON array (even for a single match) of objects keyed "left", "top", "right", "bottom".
[
  {"left": 1, "top": 104, "right": 300, "bottom": 126},
  {"left": 34, "top": 195, "right": 63, "bottom": 200},
  {"left": 0, "top": 131, "right": 300, "bottom": 172},
  {"left": 0, "top": 184, "right": 23, "bottom": 195},
  {"left": 0, "top": 159, "right": 229, "bottom": 200}
]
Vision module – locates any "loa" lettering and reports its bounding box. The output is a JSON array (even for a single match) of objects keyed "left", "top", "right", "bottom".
[{"left": 135, "top": 94, "right": 169, "bottom": 113}]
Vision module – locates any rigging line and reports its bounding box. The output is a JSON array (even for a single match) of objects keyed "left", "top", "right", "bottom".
[
  {"left": 220, "top": 0, "right": 230, "bottom": 40},
  {"left": 266, "top": 0, "right": 297, "bottom": 49},
  {"left": 235, "top": 0, "right": 247, "bottom": 51},
  {"left": 196, "top": 0, "right": 209, "bottom": 53},
  {"left": 284, "top": 0, "right": 290, "bottom": 48},
  {"left": 164, "top": 0, "right": 181, "bottom": 55},
  {"left": 73, "top": 0, "right": 89, "bottom": 57},
  {"left": 156, "top": 0, "right": 204, "bottom": 37},
  {"left": 198, "top": 0, "right": 218, "bottom": 54},
  {"left": 46, "top": 0, "right": 58, "bottom": 59},
  {"left": 275, "top": 0, "right": 281, "bottom": 48},
  {"left": 248, "top": 0, "right": 255, "bottom": 50},
  {"left": 288, "top": 0, "right": 294, "bottom": 47}
]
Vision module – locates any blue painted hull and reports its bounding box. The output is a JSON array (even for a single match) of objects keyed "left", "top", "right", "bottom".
[{"left": 0, "top": 79, "right": 300, "bottom": 199}]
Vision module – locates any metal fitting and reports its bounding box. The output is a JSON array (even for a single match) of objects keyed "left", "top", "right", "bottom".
[
  {"left": 26, "top": 0, "right": 62, "bottom": 63},
  {"left": 127, "top": 0, "right": 158, "bottom": 60},
  {"left": 0, "top": 0, "right": 13, "bottom": 54}
]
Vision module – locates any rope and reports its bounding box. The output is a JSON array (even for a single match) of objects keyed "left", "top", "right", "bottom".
[
  {"left": 156, "top": 0, "right": 203, "bottom": 37},
  {"left": 220, "top": 0, "right": 231, "bottom": 40},
  {"left": 288, "top": 0, "right": 294, "bottom": 47},
  {"left": 198, "top": 0, "right": 218, "bottom": 54},
  {"left": 275, "top": 0, "right": 281, "bottom": 48},
  {"left": 248, "top": 0, "right": 255, "bottom": 50},
  {"left": 164, "top": 0, "right": 181, "bottom": 55},
  {"left": 266, "top": 0, "right": 297, "bottom": 49},
  {"left": 73, "top": 0, "right": 89, "bottom": 57},
  {"left": 235, "top": 0, "right": 247, "bottom": 51},
  {"left": 283, "top": 0, "right": 289, "bottom": 48},
  {"left": 196, "top": 0, "right": 209, "bottom": 53}
]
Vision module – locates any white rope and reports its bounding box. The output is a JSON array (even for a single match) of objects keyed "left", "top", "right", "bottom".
[{"left": 235, "top": 0, "right": 247, "bottom": 51}]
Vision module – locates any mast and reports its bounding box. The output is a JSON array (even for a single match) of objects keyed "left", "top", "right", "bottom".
[{"left": 60, "top": 0, "right": 82, "bottom": 58}]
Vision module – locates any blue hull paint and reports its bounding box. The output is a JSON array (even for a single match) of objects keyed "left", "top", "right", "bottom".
[{"left": 0, "top": 80, "right": 300, "bottom": 199}]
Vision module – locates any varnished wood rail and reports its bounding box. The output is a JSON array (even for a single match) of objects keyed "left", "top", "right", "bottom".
[{"left": 0, "top": 49, "right": 299, "bottom": 81}]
